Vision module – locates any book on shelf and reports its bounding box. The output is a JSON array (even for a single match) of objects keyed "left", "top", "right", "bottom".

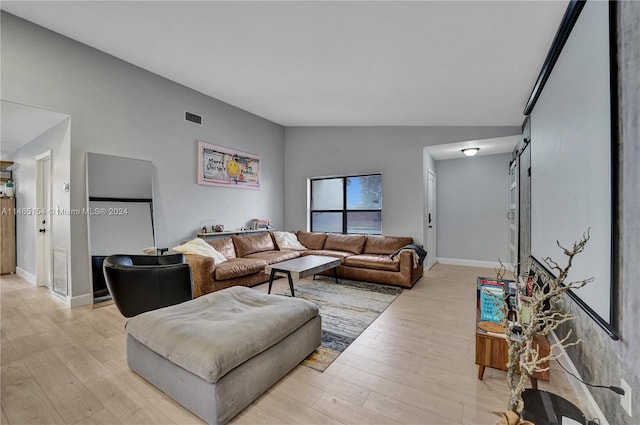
[
  {"left": 480, "top": 285, "right": 504, "bottom": 323},
  {"left": 477, "top": 277, "right": 517, "bottom": 324}
]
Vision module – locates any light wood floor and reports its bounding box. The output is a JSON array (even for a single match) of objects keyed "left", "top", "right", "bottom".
[{"left": 1, "top": 264, "right": 582, "bottom": 425}]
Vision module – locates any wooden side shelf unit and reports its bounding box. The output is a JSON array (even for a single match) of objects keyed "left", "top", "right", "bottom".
[
  {"left": 0, "top": 161, "right": 14, "bottom": 184},
  {"left": 474, "top": 279, "right": 550, "bottom": 388},
  {"left": 475, "top": 327, "right": 550, "bottom": 388},
  {"left": 0, "top": 197, "right": 16, "bottom": 275}
]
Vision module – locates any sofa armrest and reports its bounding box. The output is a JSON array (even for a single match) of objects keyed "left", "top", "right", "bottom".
[
  {"left": 394, "top": 250, "right": 419, "bottom": 267},
  {"left": 184, "top": 254, "right": 216, "bottom": 297},
  {"left": 396, "top": 250, "right": 423, "bottom": 286}
]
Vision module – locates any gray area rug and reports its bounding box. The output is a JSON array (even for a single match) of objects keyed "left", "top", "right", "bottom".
[{"left": 276, "top": 276, "right": 403, "bottom": 371}]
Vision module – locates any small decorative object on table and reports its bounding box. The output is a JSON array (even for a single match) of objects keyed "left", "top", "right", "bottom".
[
  {"left": 251, "top": 218, "right": 272, "bottom": 230},
  {"left": 214, "top": 224, "right": 224, "bottom": 232}
]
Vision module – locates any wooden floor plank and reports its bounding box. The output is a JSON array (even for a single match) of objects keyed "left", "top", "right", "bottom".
[
  {"left": 83, "top": 373, "right": 175, "bottom": 425},
  {"left": 1, "top": 405, "right": 10, "bottom": 425},
  {"left": 289, "top": 366, "right": 371, "bottom": 406},
  {"left": 342, "top": 340, "right": 424, "bottom": 374},
  {"left": 363, "top": 391, "right": 459, "bottom": 425},
  {"left": 230, "top": 404, "right": 284, "bottom": 425},
  {"left": 0, "top": 337, "right": 20, "bottom": 368},
  {"left": 269, "top": 370, "right": 325, "bottom": 408},
  {"left": 325, "top": 362, "right": 464, "bottom": 422},
  {"left": 1, "top": 265, "right": 585, "bottom": 425},
  {"left": 312, "top": 392, "right": 401, "bottom": 425},
  {"left": 71, "top": 408, "right": 122, "bottom": 425},
  {"left": 251, "top": 391, "right": 344, "bottom": 425},
  {"left": 20, "top": 349, "right": 103, "bottom": 424},
  {"left": 50, "top": 342, "right": 112, "bottom": 384},
  {"left": 1, "top": 359, "right": 65, "bottom": 425}
]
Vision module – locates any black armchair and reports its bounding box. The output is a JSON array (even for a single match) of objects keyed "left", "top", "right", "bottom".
[{"left": 103, "top": 254, "right": 193, "bottom": 318}]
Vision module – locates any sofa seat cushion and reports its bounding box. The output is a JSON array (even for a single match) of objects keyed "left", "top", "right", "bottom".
[
  {"left": 296, "top": 231, "right": 327, "bottom": 250},
  {"left": 324, "top": 234, "right": 367, "bottom": 254},
  {"left": 208, "top": 237, "right": 237, "bottom": 259},
  {"left": 232, "top": 233, "right": 275, "bottom": 258},
  {"left": 344, "top": 254, "right": 401, "bottom": 272},
  {"left": 214, "top": 258, "right": 268, "bottom": 281},
  {"left": 364, "top": 235, "right": 413, "bottom": 255},
  {"left": 244, "top": 250, "right": 301, "bottom": 264},
  {"left": 125, "top": 286, "right": 319, "bottom": 383},
  {"left": 301, "top": 250, "right": 352, "bottom": 264}
]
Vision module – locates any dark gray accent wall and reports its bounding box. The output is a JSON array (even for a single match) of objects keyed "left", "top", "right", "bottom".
[
  {"left": 557, "top": 3, "right": 639, "bottom": 423},
  {"left": 1, "top": 12, "right": 285, "bottom": 300},
  {"left": 435, "top": 153, "right": 510, "bottom": 263}
]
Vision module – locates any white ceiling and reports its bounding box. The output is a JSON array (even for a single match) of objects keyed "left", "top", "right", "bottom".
[
  {"left": 1, "top": 1, "right": 568, "bottom": 127},
  {"left": 1, "top": 101, "right": 70, "bottom": 158},
  {"left": 427, "top": 135, "right": 520, "bottom": 160}
]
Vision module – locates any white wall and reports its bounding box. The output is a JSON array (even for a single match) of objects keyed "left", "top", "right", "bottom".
[
  {"left": 284, "top": 127, "right": 519, "bottom": 245},
  {"left": 2, "top": 12, "right": 520, "bottom": 302},
  {"left": 435, "top": 153, "right": 510, "bottom": 264},
  {"left": 2, "top": 13, "right": 285, "bottom": 301},
  {"left": 9, "top": 119, "right": 71, "bottom": 283}
]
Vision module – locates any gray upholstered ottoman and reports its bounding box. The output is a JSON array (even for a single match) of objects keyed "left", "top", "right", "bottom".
[{"left": 125, "top": 286, "right": 321, "bottom": 425}]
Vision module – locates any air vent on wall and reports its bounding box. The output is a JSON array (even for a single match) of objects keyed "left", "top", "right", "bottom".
[{"left": 185, "top": 111, "right": 202, "bottom": 125}]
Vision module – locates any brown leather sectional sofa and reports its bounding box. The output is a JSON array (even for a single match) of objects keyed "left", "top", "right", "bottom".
[{"left": 184, "top": 231, "right": 424, "bottom": 298}]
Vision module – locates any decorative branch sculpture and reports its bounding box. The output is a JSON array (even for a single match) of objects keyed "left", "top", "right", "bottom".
[{"left": 491, "top": 230, "right": 592, "bottom": 422}]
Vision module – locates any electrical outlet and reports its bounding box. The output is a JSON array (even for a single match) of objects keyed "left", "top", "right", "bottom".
[{"left": 621, "top": 378, "right": 632, "bottom": 417}]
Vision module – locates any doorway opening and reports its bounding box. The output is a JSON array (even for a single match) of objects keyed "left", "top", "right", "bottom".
[
  {"left": 35, "top": 151, "right": 52, "bottom": 288},
  {"left": 425, "top": 169, "right": 437, "bottom": 270}
]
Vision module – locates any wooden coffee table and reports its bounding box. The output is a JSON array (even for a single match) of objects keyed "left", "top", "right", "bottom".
[{"left": 265, "top": 255, "right": 341, "bottom": 297}]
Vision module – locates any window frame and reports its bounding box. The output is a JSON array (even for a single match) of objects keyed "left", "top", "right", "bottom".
[{"left": 309, "top": 173, "right": 382, "bottom": 234}]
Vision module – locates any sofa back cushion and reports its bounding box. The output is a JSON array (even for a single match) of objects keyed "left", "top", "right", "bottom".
[
  {"left": 232, "top": 232, "right": 275, "bottom": 258},
  {"left": 364, "top": 235, "right": 413, "bottom": 255},
  {"left": 296, "top": 231, "right": 327, "bottom": 250},
  {"left": 324, "top": 234, "right": 367, "bottom": 254},
  {"left": 208, "top": 237, "right": 237, "bottom": 259}
]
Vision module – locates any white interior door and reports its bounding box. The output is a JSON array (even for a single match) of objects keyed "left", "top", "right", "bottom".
[
  {"left": 35, "top": 152, "right": 52, "bottom": 288},
  {"left": 425, "top": 170, "right": 437, "bottom": 270},
  {"left": 508, "top": 160, "right": 519, "bottom": 272}
]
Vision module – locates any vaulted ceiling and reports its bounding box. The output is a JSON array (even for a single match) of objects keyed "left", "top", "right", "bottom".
[{"left": 1, "top": 1, "right": 568, "bottom": 127}]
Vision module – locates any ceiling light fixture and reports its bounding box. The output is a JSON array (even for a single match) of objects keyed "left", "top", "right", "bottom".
[{"left": 461, "top": 148, "right": 480, "bottom": 157}]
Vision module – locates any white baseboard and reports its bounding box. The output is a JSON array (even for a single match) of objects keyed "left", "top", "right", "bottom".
[
  {"left": 424, "top": 261, "right": 436, "bottom": 271},
  {"left": 436, "top": 257, "right": 501, "bottom": 269},
  {"left": 50, "top": 290, "right": 70, "bottom": 306},
  {"left": 16, "top": 267, "right": 36, "bottom": 285},
  {"left": 549, "top": 331, "right": 610, "bottom": 425},
  {"left": 69, "top": 293, "right": 93, "bottom": 308},
  {"left": 14, "top": 268, "right": 92, "bottom": 308}
]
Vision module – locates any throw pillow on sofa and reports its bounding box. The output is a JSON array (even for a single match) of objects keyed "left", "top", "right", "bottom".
[
  {"left": 173, "top": 238, "right": 228, "bottom": 265},
  {"left": 272, "top": 231, "right": 307, "bottom": 251}
]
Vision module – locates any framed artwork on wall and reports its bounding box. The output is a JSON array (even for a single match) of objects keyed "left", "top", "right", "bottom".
[{"left": 197, "top": 141, "right": 261, "bottom": 190}]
